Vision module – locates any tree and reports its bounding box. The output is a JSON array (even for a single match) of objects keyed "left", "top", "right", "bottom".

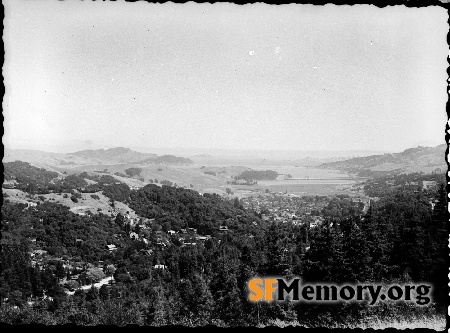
[
  {"left": 233, "top": 197, "right": 242, "bottom": 209},
  {"left": 179, "top": 273, "right": 214, "bottom": 324},
  {"left": 8, "top": 290, "right": 23, "bottom": 306},
  {"left": 99, "top": 285, "right": 110, "bottom": 301},
  {"left": 86, "top": 286, "right": 99, "bottom": 301},
  {"left": 66, "top": 280, "right": 80, "bottom": 291},
  {"left": 105, "top": 264, "right": 116, "bottom": 277},
  {"left": 54, "top": 261, "right": 66, "bottom": 279},
  {"left": 115, "top": 213, "right": 125, "bottom": 228},
  {"left": 86, "top": 267, "right": 105, "bottom": 283}
]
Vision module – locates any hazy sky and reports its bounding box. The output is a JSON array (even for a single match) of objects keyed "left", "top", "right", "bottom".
[{"left": 3, "top": 1, "right": 448, "bottom": 154}]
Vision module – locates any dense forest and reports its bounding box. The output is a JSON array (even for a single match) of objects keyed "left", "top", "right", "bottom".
[
  {"left": 362, "top": 172, "right": 445, "bottom": 198},
  {"left": 0, "top": 169, "right": 447, "bottom": 326},
  {"left": 3, "top": 161, "right": 59, "bottom": 193}
]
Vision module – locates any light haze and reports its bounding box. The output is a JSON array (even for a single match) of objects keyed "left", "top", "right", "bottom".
[{"left": 3, "top": 1, "right": 448, "bottom": 155}]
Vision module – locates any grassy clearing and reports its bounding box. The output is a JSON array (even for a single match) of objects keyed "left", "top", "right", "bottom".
[{"left": 3, "top": 188, "right": 138, "bottom": 218}]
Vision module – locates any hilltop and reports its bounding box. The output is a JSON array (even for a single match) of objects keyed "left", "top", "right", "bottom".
[
  {"left": 317, "top": 144, "right": 447, "bottom": 176},
  {"left": 69, "top": 147, "right": 156, "bottom": 163},
  {"left": 70, "top": 147, "right": 193, "bottom": 165}
]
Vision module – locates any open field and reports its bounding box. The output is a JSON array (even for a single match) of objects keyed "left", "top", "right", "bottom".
[
  {"left": 249, "top": 165, "right": 350, "bottom": 178},
  {"left": 3, "top": 160, "right": 365, "bottom": 198},
  {"left": 223, "top": 183, "right": 361, "bottom": 198},
  {"left": 3, "top": 188, "right": 138, "bottom": 217},
  {"left": 4, "top": 147, "right": 367, "bottom": 198}
]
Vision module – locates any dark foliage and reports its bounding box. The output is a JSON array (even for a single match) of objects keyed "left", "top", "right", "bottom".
[
  {"left": 124, "top": 168, "right": 142, "bottom": 177},
  {"left": 1, "top": 168, "right": 447, "bottom": 327}
]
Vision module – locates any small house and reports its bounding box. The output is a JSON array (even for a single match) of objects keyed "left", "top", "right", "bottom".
[
  {"left": 153, "top": 264, "right": 166, "bottom": 270},
  {"left": 33, "top": 249, "right": 47, "bottom": 256}
]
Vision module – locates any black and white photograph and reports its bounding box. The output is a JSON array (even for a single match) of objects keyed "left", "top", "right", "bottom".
[{"left": 2, "top": 0, "right": 448, "bottom": 329}]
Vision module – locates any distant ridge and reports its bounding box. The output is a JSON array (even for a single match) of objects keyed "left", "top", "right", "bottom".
[
  {"left": 317, "top": 144, "right": 447, "bottom": 175},
  {"left": 70, "top": 147, "right": 193, "bottom": 165},
  {"left": 70, "top": 147, "right": 156, "bottom": 163}
]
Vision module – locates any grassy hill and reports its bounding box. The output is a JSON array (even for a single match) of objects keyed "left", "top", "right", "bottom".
[
  {"left": 3, "top": 148, "right": 96, "bottom": 170},
  {"left": 70, "top": 147, "right": 193, "bottom": 165},
  {"left": 69, "top": 147, "right": 157, "bottom": 163},
  {"left": 316, "top": 144, "right": 446, "bottom": 175},
  {"left": 2, "top": 151, "right": 252, "bottom": 196},
  {"left": 3, "top": 188, "right": 137, "bottom": 217}
]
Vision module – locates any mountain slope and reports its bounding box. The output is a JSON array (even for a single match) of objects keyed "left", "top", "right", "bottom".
[
  {"left": 3, "top": 148, "right": 96, "bottom": 169},
  {"left": 69, "top": 147, "right": 156, "bottom": 163},
  {"left": 317, "top": 144, "right": 447, "bottom": 175},
  {"left": 70, "top": 147, "right": 193, "bottom": 165}
]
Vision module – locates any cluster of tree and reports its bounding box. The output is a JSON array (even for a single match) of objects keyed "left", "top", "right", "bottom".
[
  {"left": 0, "top": 177, "right": 446, "bottom": 327},
  {"left": 235, "top": 170, "right": 279, "bottom": 181},
  {"left": 127, "top": 184, "right": 256, "bottom": 235},
  {"left": 2, "top": 163, "right": 134, "bottom": 203},
  {"left": 3, "top": 161, "right": 59, "bottom": 193},
  {"left": 1, "top": 201, "right": 125, "bottom": 261},
  {"left": 321, "top": 196, "right": 364, "bottom": 219},
  {"left": 203, "top": 171, "right": 217, "bottom": 176},
  {"left": 299, "top": 184, "right": 448, "bottom": 323},
  {"left": 125, "top": 168, "right": 143, "bottom": 177},
  {"left": 70, "top": 192, "right": 82, "bottom": 203},
  {"left": 114, "top": 172, "right": 128, "bottom": 178},
  {"left": 227, "top": 180, "right": 257, "bottom": 185},
  {"left": 363, "top": 172, "right": 445, "bottom": 198},
  {"left": 52, "top": 174, "right": 131, "bottom": 203},
  {"left": 159, "top": 180, "right": 177, "bottom": 187},
  {"left": 0, "top": 242, "right": 64, "bottom": 303},
  {"left": 101, "top": 183, "right": 131, "bottom": 203}
]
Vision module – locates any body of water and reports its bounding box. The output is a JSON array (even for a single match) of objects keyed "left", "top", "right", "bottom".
[{"left": 228, "top": 165, "right": 368, "bottom": 197}]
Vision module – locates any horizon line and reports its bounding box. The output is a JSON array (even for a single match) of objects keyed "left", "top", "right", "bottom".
[{"left": 4, "top": 143, "right": 445, "bottom": 157}]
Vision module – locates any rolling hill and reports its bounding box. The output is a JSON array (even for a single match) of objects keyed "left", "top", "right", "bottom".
[
  {"left": 70, "top": 147, "right": 193, "bottom": 165},
  {"left": 69, "top": 147, "right": 155, "bottom": 163},
  {"left": 317, "top": 144, "right": 447, "bottom": 175},
  {"left": 4, "top": 147, "right": 193, "bottom": 167}
]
